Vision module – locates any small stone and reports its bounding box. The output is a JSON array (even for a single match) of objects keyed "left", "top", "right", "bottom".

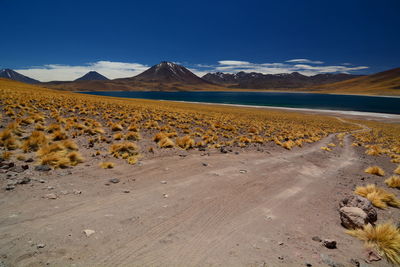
[
  {"left": 278, "top": 256, "right": 284, "bottom": 260},
  {"left": 46, "top": 186, "right": 54, "bottom": 190},
  {"left": 320, "top": 254, "right": 344, "bottom": 267},
  {"left": 202, "top": 162, "right": 208, "bottom": 166},
  {"left": 350, "top": 258, "right": 360, "bottom": 267},
  {"left": 220, "top": 147, "right": 228, "bottom": 153},
  {"left": 36, "top": 243, "right": 46, "bottom": 249},
  {"left": 35, "top": 165, "right": 51, "bottom": 172},
  {"left": 73, "top": 189, "right": 81, "bottom": 195},
  {"left": 123, "top": 190, "right": 130, "bottom": 193},
  {"left": 322, "top": 239, "right": 337, "bottom": 249},
  {"left": 83, "top": 229, "right": 95, "bottom": 237},
  {"left": 4, "top": 185, "right": 15, "bottom": 191},
  {"left": 109, "top": 178, "right": 120, "bottom": 184},
  {"left": 163, "top": 193, "right": 168, "bottom": 198},
  {"left": 305, "top": 263, "right": 312, "bottom": 267},
  {"left": 38, "top": 179, "right": 46, "bottom": 183},
  {"left": 9, "top": 166, "right": 25, "bottom": 173},
  {"left": 278, "top": 242, "right": 284, "bottom": 246},
  {"left": 17, "top": 177, "right": 31, "bottom": 185},
  {"left": 21, "top": 165, "right": 29, "bottom": 170},
  {"left": 44, "top": 193, "right": 57, "bottom": 199},
  {"left": 234, "top": 151, "right": 239, "bottom": 155},
  {"left": 239, "top": 170, "right": 247, "bottom": 173},
  {"left": 339, "top": 195, "right": 377, "bottom": 223},
  {"left": 312, "top": 236, "right": 322, "bottom": 242},
  {"left": 364, "top": 247, "right": 382, "bottom": 263},
  {"left": 160, "top": 180, "right": 167, "bottom": 184},
  {"left": 25, "top": 158, "right": 34, "bottom": 163}
]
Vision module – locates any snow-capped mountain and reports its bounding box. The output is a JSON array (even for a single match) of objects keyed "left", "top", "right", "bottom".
[
  {"left": 0, "top": 69, "right": 39, "bottom": 84},
  {"left": 133, "top": 61, "right": 209, "bottom": 84}
]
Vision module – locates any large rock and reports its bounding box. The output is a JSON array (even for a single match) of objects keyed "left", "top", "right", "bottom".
[
  {"left": 339, "top": 195, "right": 377, "bottom": 223},
  {"left": 339, "top": 207, "right": 368, "bottom": 229}
]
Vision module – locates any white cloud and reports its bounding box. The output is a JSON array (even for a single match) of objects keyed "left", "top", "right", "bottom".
[
  {"left": 286, "top": 58, "right": 324, "bottom": 64},
  {"left": 16, "top": 61, "right": 149, "bottom": 82},
  {"left": 188, "top": 60, "right": 369, "bottom": 76}
]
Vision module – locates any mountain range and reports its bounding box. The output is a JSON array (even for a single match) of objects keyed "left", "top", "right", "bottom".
[{"left": 1, "top": 62, "right": 399, "bottom": 95}]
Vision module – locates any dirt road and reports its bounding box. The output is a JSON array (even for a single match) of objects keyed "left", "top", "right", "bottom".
[{"left": 0, "top": 130, "right": 398, "bottom": 266}]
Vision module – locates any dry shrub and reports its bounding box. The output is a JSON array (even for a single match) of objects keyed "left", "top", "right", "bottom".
[
  {"left": 347, "top": 222, "right": 400, "bottom": 265},
  {"left": 158, "top": 137, "right": 174, "bottom": 148},
  {"left": 365, "top": 166, "right": 385, "bottom": 176},
  {"left": 395, "top": 165, "right": 400, "bottom": 175},
  {"left": 111, "top": 123, "right": 123, "bottom": 131},
  {"left": 282, "top": 140, "right": 295, "bottom": 150},
  {"left": 113, "top": 133, "right": 123, "bottom": 140},
  {"left": 125, "top": 132, "right": 140, "bottom": 141},
  {"left": 36, "top": 140, "right": 82, "bottom": 168},
  {"left": 385, "top": 176, "right": 400, "bottom": 188},
  {"left": 320, "top": 146, "right": 332, "bottom": 151},
  {"left": 1, "top": 151, "right": 12, "bottom": 160},
  {"left": 366, "top": 145, "right": 384, "bottom": 156},
  {"left": 328, "top": 143, "right": 336, "bottom": 147},
  {"left": 355, "top": 184, "right": 400, "bottom": 208},
  {"left": 110, "top": 141, "right": 139, "bottom": 158},
  {"left": 22, "top": 131, "right": 47, "bottom": 152},
  {"left": 100, "top": 162, "right": 114, "bottom": 169},
  {"left": 51, "top": 130, "right": 68, "bottom": 141},
  {"left": 176, "top": 136, "right": 195, "bottom": 150}
]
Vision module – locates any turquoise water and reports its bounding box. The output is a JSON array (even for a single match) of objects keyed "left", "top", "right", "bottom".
[{"left": 81, "top": 91, "right": 400, "bottom": 115}]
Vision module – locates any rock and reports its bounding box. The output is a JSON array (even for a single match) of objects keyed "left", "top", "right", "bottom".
[
  {"left": 202, "top": 162, "right": 208, "bottom": 166},
  {"left": 322, "top": 239, "right": 337, "bottom": 249},
  {"left": 21, "top": 165, "right": 29, "bottom": 170},
  {"left": 122, "top": 190, "right": 130, "bottom": 193},
  {"left": 43, "top": 193, "right": 57, "bottom": 199},
  {"left": 320, "top": 254, "right": 344, "bottom": 267},
  {"left": 350, "top": 258, "right": 360, "bottom": 266},
  {"left": 312, "top": 236, "right": 322, "bottom": 242},
  {"left": 220, "top": 147, "right": 228, "bottom": 153},
  {"left": 160, "top": 180, "right": 167, "bottom": 184},
  {"left": 234, "top": 151, "right": 239, "bottom": 155},
  {"left": 36, "top": 243, "right": 46, "bottom": 249},
  {"left": 364, "top": 247, "right": 382, "bottom": 263},
  {"left": 17, "top": 177, "right": 31, "bottom": 185},
  {"left": 38, "top": 179, "right": 46, "bottom": 183},
  {"left": 73, "top": 189, "right": 81, "bottom": 195},
  {"left": 239, "top": 170, "right": 247, "bottom": 174},
  {"left": 25, "top": 158, "right": 34, "bottom": 163},
  {"left": 9, "top": 166, "right": 26, "bottom": 173},
  {"left": 83, "top": 229, "right": 95, "bottom": 237},
  {"left": 4, "top": 185, "right": 15, "bottom": 191},
  {"left": 339, "top": 207, "right": 368, "bottom": 229},
  {"left": 305, "top": 263, "right": 312, "bottom": 267},
  {"left": 339, "top": 195, "right": 377, "bottom": 223},
  {"left": 109, "top": 178, "right": 120, "bottom": 184},
  {"left": 35, "top": 165, "right": 51, "bottom": 172},
  {"left": 163, "top": 193, "right": 168, "bottom": 198},
  {"left": 0, "top": 162, "right": 14, "bottom": 169}
]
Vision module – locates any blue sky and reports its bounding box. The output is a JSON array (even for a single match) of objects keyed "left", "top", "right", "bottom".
[{"left": 1, "top": 0, "right": 399, "bottom": 81}]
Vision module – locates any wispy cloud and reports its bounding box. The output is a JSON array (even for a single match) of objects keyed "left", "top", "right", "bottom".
[
  {"left": 189, "top": 59, "right": 368, "bottom": 76},
  {"left": 285, "top": 58, "right": 324, "bottom": 64},
  {"left": 16, "top": 61, "right": 149, "bottom": 82}
]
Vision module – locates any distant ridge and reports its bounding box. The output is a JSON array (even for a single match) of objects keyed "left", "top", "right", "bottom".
[
  {"left": 202, "top": 71, "right": 360, "bottom": 89},
  {"left": 75, "top": 71, "right": 109, "bottom": 81},
  {"left": 0, "top": 69, "right": 39, "bottom": 84},
  {"left": 306, "top": 67, "right": 400, "bottom": 94}
]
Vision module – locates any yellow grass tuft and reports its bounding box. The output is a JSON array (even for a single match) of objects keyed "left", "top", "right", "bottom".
[
  {"left": 355, "top": 184, "right": 400, "bottom": 208},
  {"left": 365, "top": 166, "right": 385, "bottom": 176},
  {"left": 320, "top": 146, "right": 332, "bottom": 151},
  {"left": 100, "top": 161, "right": 114, "bottom": 169},
  {"left": 282, "top": 140, "right": 295, "bottom": 150},
  {"left": 113, "top": 133, "right": 123, "bottom": 140},
  {"left": 385, "top": 176, "right": 400, "bottom": 188},
  {"left": 176, "top": 135, "right": 195, "bottom": 150},
  {"left": 1, "top": 151, "right": 12, "bottom": 160},
  {"left": 395, "top": 165, "right": 400, "bottom": 175},
  {"left": 22, "top": 131, "right": 47, "bottom": 152},
  {"left": 16, "top": 154, "right": 26, "bottom": 161},
  {"left": 346, "top": 222, "right": 400, "bottom": 265},
  {"left": 111, "top": 123, "right": 123, "bottom": 131},
  {"left": 158, "top": 137, "right": 175, "bottom": 148},
  {"left": 125, "top": 132, "right": 140, "bottom": 141},
  {"left": 66, "top": 151, "right": 84, "bottom": 166},
  {"left": 109, "top": 141, "right": 139, "bottom": 158}
]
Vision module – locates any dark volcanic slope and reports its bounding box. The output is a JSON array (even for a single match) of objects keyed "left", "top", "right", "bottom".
[
  {"left": 75, "top": 71, "right": 109, "bottom": 81},
  {"left": 133, "top": 61, "right": 209, "bottom": 84},
  {"left": 202, "top": 71, "right": 360, "bottom": 89},
  {"left": 307, "top": 67, "right": 400, "bottom": 92},
  {"left": 0, "top": 69, "right": 39, "bottom": 84}
]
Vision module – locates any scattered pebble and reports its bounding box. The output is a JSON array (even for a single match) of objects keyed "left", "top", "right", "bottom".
[
  {"left": 73, "top": 189, "right": 82, "bottom": 195},
  {"left": 163, "top": 193, "right": 169, "bottom": 198},
  {"left": 83, "top": 229, "right": 95, "bottom": 237},
  {"left": 109, "top": 178, "right": 120, "bottom": 184},
  {"left": 202, "top": 162, "right": 209, "bottom": 166},
  {"left": 34, "top": 165, "right": 51, "bottom": 172},
  {"left": 36, "top": 243, "right": 46, "bottom": 249},
  {"left": 123, "top": 190, "right": 130, "bottom": 193},
  {"left": 43, "top": 193, "right": 57, "bottom": 199},
  {"left": 160, "top": 180, "right": 167, "bottom": 184},
  {"left": 312, "top": 236, "right": 322, "bottom": 242},
  {"left": 322, "top": 239, "right": 337, "bottom": 249},
  {"left": 239, "top": 170, "right": 247, "bottom": 173}
]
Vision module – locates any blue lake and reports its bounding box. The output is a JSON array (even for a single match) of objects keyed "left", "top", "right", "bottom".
[{"left": 81, "top": 91, "right": 400, "bottom": 115}]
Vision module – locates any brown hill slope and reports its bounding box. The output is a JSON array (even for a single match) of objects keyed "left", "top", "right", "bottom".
[{"left": 305, "top": 67, "right": 400, "bottom": 95}]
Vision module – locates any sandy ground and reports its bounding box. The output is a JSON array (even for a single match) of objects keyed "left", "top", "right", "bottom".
[{"left": 1, "top": 119, "right": 399, "bottom": 267}]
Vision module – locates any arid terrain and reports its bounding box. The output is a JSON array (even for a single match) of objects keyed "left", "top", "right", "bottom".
[{"left": 0, "top": 79, "right": 399, "bottom": 266}]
